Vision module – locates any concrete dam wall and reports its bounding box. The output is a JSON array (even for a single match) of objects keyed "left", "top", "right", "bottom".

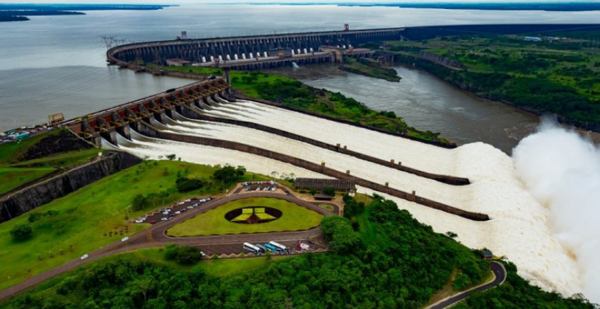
[
  {"left": 0, "top": 152, "right": 142, "bottom": 223},
  {"left": 107, "top": 28, "right": 404, "bottom": 66}
]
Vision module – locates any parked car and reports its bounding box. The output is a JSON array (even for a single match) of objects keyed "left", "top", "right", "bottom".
[
  {"left": 80, "top": 254, "right": 89, "bottom": 260},
  {"left": 200, "top": 251, "right": 206, "bottom": 257},
  {"left": 149, "top": 220, "right": 156, "bottom": 224},
  {"left": 174, "top": 211, "right": 181, "bottom": 215},
  {"left": 121, "top": 237, "right": 129, "bottom": 242}
]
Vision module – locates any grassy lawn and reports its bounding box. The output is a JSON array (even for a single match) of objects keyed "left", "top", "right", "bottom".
[
  {"left": 167, "top": 197, "right": 323, "bottom": 236},
  {"left": 0, "top": 130, "right": 101, "bottom": 195},
  {"left": 0, "top": 167, "right": 55, "bottom": 194},
  {"left": 0, "top": 160, "right": 270, "bottom": 291},
  {"left": 117, "top": 247, "right": 293, "bottom": 277}
]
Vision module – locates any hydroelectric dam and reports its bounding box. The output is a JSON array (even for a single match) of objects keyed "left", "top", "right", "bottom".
[
  {"left": 60, "top": 26, "right": 589, "bottom": 295},
  {"left": 107, "top": 27, "right": 405, "bottom": 70}
]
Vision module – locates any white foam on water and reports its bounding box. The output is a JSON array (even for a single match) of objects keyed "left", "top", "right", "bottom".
[
  {"left": 513, "top": 120, "right": 600, "bottom": 303},
  {"left": 116, "top": 130, "right": 328, "bottom": 181},
  {"left": 113, "top": 102, "right": 590, "bottom": 299}
]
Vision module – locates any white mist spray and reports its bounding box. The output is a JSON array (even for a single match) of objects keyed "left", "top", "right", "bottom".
[{"left": 513, "top": 119, "right": 600, "bottom": 303}]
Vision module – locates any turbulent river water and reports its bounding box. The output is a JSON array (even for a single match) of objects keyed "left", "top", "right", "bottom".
[{"left": 111, "top": 100, "right": 584, "bottom": 298}]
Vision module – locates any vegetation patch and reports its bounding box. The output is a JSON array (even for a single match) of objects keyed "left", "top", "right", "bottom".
[
  {"left": 166, "top": 197, "right": 323, "bottom": 236},
  {"left": 3, "top": 196, "right": 591, "bottom": 309},
  {"left": 0, "top": 130, "right": 100, "bottom": 196},
  {"left": 382, "top": 32, "right": 600, "bottom": 130},
  {"left": 340, "top": 57, "right": 401, "bottom": 82},
  {"left": 0, "top": 161, "right": 271, "bottom": 291}
]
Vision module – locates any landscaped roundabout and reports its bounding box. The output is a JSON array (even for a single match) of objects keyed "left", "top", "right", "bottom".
[{"left": 166, "top": 197, "right": 324, "bottom": 236}]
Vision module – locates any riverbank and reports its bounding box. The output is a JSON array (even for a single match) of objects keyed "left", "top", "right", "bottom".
[
  {"left": 379, "top": 32, "right": 600, "bottom": 133},
  {"left": 340, "top": 57, "right": 401, "bottom": 82}
]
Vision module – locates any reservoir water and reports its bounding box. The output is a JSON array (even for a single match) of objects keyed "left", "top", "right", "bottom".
[{"left": 2, "top": 4, "right": 600, "bottom": 149}]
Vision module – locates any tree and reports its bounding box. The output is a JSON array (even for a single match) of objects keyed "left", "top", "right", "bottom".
[
  {"left": 164, "top": 244, "right": 179, "bottom": 260},
  {"left": 322, "top": 187, "right": 335, "bottom": 196},
  {"left": 10, "top": 224, "right": 32, "bottom": 241},
  {"left": 176, "top": 177, "right": 206, "bottom": 193},
  {"left": 213, "top": 166, "right": 246, "bottom": 184},
  {"left": 309, "top": 188, "right": 317, "bottom": 195},
  {"left": 131, "top": 194, "right": 149, "bottom": 211},
  {"left": 166, "top": 154, "right": 177, "bottom": 161},
  {"left": 175, "top": 246, "right": 201, "bottom": 264}
]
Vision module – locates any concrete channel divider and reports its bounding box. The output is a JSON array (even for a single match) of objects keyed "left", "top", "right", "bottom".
[
  {"left": 178, "top": 105, "right": 470, "bottom": 186},
  {"left": 136, "top": 122, "right": 490, "bottom": 221}
]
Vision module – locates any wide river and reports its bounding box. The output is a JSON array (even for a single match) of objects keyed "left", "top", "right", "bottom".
[{"left": 2, "top": 4, "right": 600, "bottom": 152}]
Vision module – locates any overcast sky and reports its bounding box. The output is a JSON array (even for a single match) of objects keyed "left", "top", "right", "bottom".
[{"left": 4, "top": 0, "right": 600, "bottom": 4}]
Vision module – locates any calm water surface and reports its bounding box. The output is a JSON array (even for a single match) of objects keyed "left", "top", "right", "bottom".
[{"left": 2, "top": 4, "right": 600, "bottom": 150}]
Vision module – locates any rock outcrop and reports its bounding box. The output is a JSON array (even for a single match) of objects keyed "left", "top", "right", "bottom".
[{"left": 0, "top": 151, "right": 141, "bottom": 223}]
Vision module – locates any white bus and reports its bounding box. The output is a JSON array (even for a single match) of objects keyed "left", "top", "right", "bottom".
[
  {"left": 269, "top": 241, "right": 286, "bottom": 252},
  {"left": 243, "top": 242, "right": 261, "bottom": 254}
]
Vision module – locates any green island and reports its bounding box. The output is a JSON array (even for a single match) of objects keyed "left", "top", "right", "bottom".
[
  {"left": 340, "top": 57, "right": 401, "bottom": 82},
  {"left": 149, "top": 65, "right": 450, "bottom": 145},
  {"left": 167, "top": 197, "right": 323, "bottom": 236},
  {"left": 1, "top": 194, "right": 594, "bottom": 309},
  {"left": 377, "top": 32, "right": 600, "bottom": 131},
  {"left": 0, "top": 129, "right": 101, "bottom": 196}
]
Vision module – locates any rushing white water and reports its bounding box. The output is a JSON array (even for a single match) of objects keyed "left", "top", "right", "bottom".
[
  {"left": 117, "top": 129, "right": 328, "bottom": 181},
  {"left": 513, "top": 120, "right": 600, "bottom": 303},
  {"left": 110, "top": 101, "right": 589, "bottom": 299},
  {"left": 203, "top": 100, "right": 461, "bottom": 176}
]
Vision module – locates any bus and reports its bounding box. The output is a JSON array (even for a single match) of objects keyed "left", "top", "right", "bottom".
[
  {"left": 269, "top": 241, "right": 286, "bottom": 252},
  {"left": 255, "top": 244, "right": 267, "bottom": 253},
  {"left": 263, "top": 243, "right": 278, "bottom": 253},
  {"left": 243, "top": 242, "right": 261, "bottom": 254}
]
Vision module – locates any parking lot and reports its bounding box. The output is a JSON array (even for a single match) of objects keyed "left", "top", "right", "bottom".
[{"left": 134, "top": 197, "right": 213, "bottom": 225}]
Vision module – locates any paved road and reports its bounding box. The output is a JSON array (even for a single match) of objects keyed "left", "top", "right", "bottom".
[
  {"left": 0, "top": 191, "right": 335, "bottom": 302},
  {"left": 426, "top": 262, "right": 507, "bottom": 309}
]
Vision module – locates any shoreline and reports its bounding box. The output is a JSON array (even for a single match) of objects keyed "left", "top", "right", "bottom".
[{"left": 392, "top": 63, "right": 600, "bottom": 145}]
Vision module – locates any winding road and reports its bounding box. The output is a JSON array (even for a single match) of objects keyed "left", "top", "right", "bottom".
[
  {"left": 0, "top": 190, "right": 506, "bottom": 306},
  {"left": 426, "top": 262, "right": 507, "bottom": 309},
  {"left": 0, "top": 190, "right": 337, "bottom": 302}
]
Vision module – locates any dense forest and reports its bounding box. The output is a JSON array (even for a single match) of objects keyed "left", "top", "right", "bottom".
[
  {"left": 382, "top": 33, "right": 600, "bottom": 131},
  {"left": 2, "top": 196, "right": 595, "bottom": 309}
]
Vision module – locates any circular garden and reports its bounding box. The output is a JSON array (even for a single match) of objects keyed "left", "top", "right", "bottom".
[{"left": 166, "top": 197, "right": 323, "bottom": 236}]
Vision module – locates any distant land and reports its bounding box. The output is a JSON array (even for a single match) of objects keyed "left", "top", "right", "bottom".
[
  {"left": 244, "top": 2, "right": 600, "bottom": 11},
  {"left": 0, "top": 4, "right": 174, "bottom": 22}
]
